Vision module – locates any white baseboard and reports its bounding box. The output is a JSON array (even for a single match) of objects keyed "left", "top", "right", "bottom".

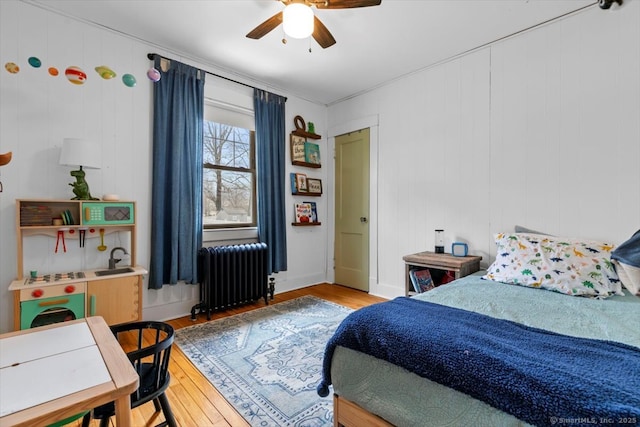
[{"left": 143, "top": 298, "right": 200, "bottom": 322}]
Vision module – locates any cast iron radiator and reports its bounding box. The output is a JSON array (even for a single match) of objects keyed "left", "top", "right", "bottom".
[{"left": 191, "top": 243, "right": 273, "bottom": 320}]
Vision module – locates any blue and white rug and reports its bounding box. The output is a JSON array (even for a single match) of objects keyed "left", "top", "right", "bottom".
[{"left": 175, "top": 295, "right": 352, "bottom": 427}]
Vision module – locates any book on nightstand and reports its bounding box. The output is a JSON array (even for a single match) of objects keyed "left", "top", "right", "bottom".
[{"left": 409, "top": 269, "right": 435, "bottom": 293}]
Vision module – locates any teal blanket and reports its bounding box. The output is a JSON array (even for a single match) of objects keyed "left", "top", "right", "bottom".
[{"left": 318, "top": 297, "right": 640, "bottom": 427}]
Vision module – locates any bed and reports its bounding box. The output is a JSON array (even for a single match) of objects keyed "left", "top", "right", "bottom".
[{"left": 319, "top": 232, "right": 640, "bottom": 427}]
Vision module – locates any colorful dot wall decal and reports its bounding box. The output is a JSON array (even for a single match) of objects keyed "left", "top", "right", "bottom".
[
  {"left": 147, "top": 67, "right": 161, "bottom": 82},
  {"left": 65, "top": 66, "right": 87, "bottom": 85},
  {"left": 95, "top": 65, "right": 116, "bottom": 79},
  {"left": 5, "top": 62, "right": 19, "bottom": 74},
  {"left": 2, "top": 58, "right": 145, "bottom": 88},
  {"left": 122, "top": 73, "right": 136, "bottom": 87},
  {"left": 28, "top": 57, "right": 42, "bottom": 68}
]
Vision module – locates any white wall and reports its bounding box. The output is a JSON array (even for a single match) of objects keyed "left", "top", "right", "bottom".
[
  {"left": 327, "top": 3, "right": 640, "bottom": 299},
  {"left": 0, "top": 0, "right": 328, "bottom": 333},
  {"left": 2, "top": 1, "right": 638, "bottom": 333}
]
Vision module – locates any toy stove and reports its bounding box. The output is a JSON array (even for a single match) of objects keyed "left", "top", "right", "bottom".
[
  {"left": 27, "top": 271, "right": 85, "bottom": 285},
  {"left": 21, "top": 271, "right": 87, "bottom": 329}
]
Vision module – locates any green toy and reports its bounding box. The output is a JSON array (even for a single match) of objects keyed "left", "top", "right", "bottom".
[{"left": 69, "top": 169, "right": 98, "bottom": 200}]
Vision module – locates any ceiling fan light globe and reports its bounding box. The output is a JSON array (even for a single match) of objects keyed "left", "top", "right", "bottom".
[{"left": 283, "top": 3, "right": 314, "bottom": 39}]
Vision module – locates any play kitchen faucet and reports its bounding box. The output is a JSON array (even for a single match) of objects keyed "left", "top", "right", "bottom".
[{"left": 108, "top": 247, "right": 129, "bottom": 270}]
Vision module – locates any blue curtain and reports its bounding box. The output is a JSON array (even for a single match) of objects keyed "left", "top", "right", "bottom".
[
  {"left": 254, "top": 89, "right": 287, "bottom": 274},
  {"left": 149, "top": 58, "right": 205, "bottom": 289}
]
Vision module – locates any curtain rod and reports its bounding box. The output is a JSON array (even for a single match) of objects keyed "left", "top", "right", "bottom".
[{"left": 147, "top": 53, "right": 287, "bottom": 101}]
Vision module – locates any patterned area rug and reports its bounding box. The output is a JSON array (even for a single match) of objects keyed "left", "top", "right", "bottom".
[{"left": 175, "top": 295, "right": 352, "bottom": 427}]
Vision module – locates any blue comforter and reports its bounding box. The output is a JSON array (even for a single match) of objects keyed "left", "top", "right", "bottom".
[
  {"left": 612, "top": 229, "right": 640, "bottom": 267},
  {"left": 318, "top": 297, "right": 640, "bottom": 426}
]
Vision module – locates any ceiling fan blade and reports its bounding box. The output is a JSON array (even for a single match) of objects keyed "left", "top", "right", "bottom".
[
  {"left": 312, "top": 0, "right": 381, "bottom": 9},
  {"left": 246, "top": 11, "right": 283, "bottom": 39},
  {"left": 312, "top": 16, "right": 336, "bottom": 48}
]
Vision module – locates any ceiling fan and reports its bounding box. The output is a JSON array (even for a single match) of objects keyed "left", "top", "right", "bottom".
[{"left": 246, "top": 0, "right": 382, "bottom": 49}]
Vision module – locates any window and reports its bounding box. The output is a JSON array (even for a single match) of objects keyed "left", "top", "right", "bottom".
[{"left": 203, "top": 102, "right": 256, "bottom": 229}]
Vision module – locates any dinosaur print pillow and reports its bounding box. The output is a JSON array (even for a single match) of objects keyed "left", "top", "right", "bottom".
[{"left": 484, "top": 233, "right": 623, "bottom": 298}]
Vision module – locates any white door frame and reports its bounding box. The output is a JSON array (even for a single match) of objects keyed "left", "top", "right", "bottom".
[{"left": 327, "top": 115, "right": 380, "bottom": 295}]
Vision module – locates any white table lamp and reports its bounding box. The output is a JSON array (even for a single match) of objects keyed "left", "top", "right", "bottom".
[{"left": 59, "top": 138, "right": 101, "bottom": 200}]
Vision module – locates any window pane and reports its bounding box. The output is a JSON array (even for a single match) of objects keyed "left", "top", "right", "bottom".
[
  {"left": 203, "top": 121, "right": 251, "bottom": 169},
  {"left": 203, "top": 113, "right": 256, "bottom": 229},
  {"left": 203, "top": 169, "right": 254, "bottom": 226}
]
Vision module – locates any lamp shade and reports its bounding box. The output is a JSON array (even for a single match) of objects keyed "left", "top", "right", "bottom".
[
  {"left": 59, "top": 138, "right": 101, "bottom": 169},
  {"left": 283, "top": 3, "right": 314, "bottom": 39}
]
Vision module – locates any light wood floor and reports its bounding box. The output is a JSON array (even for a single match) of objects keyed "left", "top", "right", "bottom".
[{"left": 76, "top": 283, "right": 387, "bottom": 426}]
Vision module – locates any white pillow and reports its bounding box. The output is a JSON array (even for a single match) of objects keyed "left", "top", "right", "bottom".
[
  {"left": 611, "top": 230, "right": 640, "bottom": 296},
  {"left": 613, "top": 260, "right": 640, "bottom": 296},
  {"left": 514, "top": 225, "right": 550, "bottom": 235},
  {"left": 484, "top": 233, "right": 622, "bottom": 298}
]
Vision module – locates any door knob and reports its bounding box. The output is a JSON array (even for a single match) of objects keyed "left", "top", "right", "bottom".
[{"left": 360, "top": 217, "right": 368, "bottom": 223}]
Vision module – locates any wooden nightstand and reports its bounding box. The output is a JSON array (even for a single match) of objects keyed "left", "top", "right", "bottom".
[{"left": 402, "top": 251, "right": 482, "bottom": 296}]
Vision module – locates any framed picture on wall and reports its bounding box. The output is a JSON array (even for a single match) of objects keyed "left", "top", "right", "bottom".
[
  {"left": 290, "top": 173, "right": 299, "bottom": 194},
  {"left": 307, "top": 178, "right": 323, "bottom": 194},
  {"left": 303, "top": 201, "right": 318, "bottom": 222},
  {"left": 295, "top": 173, "right": 308, "bottom": 192},
  {"left": 304, "top": 142, "right": 321, "bottom": 165},
  {"left": 290, "top": 135, "right": 306, "bottom": 163},
  {"left": 294, "top": 202, "right": 313, "bottom": 223}
]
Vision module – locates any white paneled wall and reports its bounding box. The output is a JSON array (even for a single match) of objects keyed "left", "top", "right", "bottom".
[
  {"left": 328, "top": 3, "right": 640, "bottom": 299},
  {"left": 1, "top": 0, "right": 638, "bottom": 330},
  {"left": 490, "top": 4, "right": 640, "bottom": 242},
  {"left": 0, "top": 0, "right": 328, "bottom": 333}
]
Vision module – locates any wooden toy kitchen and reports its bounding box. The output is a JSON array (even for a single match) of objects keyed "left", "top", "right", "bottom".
[{"left": 8, "top": 199, "right": 147, "bottom": 330}]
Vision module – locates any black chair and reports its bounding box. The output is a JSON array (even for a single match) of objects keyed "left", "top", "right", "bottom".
[{"left": 82, "top": 321, "right": 177, "bottom": 427}]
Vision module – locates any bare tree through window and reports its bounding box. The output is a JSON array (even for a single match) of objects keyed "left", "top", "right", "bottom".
[{"left": 203, "top": 121, "right": 256, "bottom": 227}]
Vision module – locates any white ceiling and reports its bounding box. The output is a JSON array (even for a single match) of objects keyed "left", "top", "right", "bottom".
[{"left": 27, "top": 0, "right": 597, "bottom": 105}]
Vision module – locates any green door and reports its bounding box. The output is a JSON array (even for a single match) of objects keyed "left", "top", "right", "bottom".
[{"left": 334, "top": 128, "right": 370, "bottom": 291}]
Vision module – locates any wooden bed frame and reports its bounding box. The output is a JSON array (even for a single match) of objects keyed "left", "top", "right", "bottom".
[{"left": 333, "top": 394, "right": 393, "bottom": 427}]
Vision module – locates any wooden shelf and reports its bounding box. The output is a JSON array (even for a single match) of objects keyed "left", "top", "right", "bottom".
[
  {"left": 292, "top": 129, "right": 321, "bottom": 140},
  {"left": 20, "top": 224, "right": 128, "bottom": 231},
  {"left": 292, "top": 222, "right": 321, "bottom": 226},
  {"left": 292, "top": 160, "right": 321, "bottom": 168},
  {"left": 292, "top": 192, "right": 321, "bottom": 197}
]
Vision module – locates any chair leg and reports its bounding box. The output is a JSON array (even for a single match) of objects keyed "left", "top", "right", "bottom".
[
  {"left": 153, "top": 397, "right": 161, "bottom": 412},
  {"left": 99, "top": 417, "right": 110, "bottom": 427},
  {"left": 81, "top": 412, "right": 91, "bottom": 427},
  {"left": 157, "top": 392, "right": 178, "bottom": 427}
]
